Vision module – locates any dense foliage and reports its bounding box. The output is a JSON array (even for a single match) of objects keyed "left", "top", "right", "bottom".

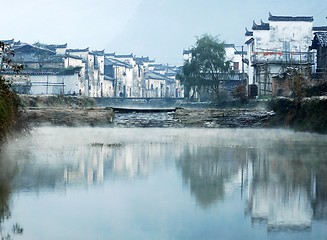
[
  {"left": 268, "top": 98, "right": 327, "bottom": 134},
  {"left": 0, "top": 41, "right": 23, "bottom": 141}
]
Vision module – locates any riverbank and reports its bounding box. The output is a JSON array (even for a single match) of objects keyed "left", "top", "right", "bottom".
[
  {"left": 268, "top": 97, "right": 327, "bottom": 134},
  {"left": 16, "top": 95, "right": 327, "bottom": 133},
  {"left": 23, "top": 107, "right": 115, "bottom": 126},
  {"left": 18, "top": 95, "right": 114, "bottom": 127}
]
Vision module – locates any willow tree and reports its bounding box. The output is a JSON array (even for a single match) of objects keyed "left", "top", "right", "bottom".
[{"left": 178, "top": 34, "right": 232, "bottom": 99}]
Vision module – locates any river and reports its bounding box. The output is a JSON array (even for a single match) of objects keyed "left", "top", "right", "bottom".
[{"left": 0, "top": 127, "right": 327, "bottom": 240}]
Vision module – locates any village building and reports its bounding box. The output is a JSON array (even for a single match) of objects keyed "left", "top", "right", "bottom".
[
  {"left": 310, "top": 32, "right": 327, "bottom": 76},
  {"left": 104, "top": 53, "right": 183, "bottom": 98},
  {"left": 245, "top": 13, "right": 314, "bottom": 96},
  {"left": 1, "top": 41, "right": 81, "bottom": 95},
  {"left": 66, "top": 47, "right": 104, "bottom": 97},
  {"left": 224, "top": 44, "right": 247, "bottom": 74},
  {"left": 1, "top": 39, "right": 183, "bottom": 99},
  {"left": 104, "top": 55, "right": 133, "bottom": 98}
]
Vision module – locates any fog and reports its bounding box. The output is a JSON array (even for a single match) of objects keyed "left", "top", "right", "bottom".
[{"left": 6, "top": 127, "right": 327, "bottom": 151}]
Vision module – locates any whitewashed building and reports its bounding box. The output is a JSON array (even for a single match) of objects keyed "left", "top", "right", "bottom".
[
  {"left": 2, "top": 39, "right": 183, "bottom": 98},
  {"left": 245, "top": 13, "right": 314, "bottom": 96}
]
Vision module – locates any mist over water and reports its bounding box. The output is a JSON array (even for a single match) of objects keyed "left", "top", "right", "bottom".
[{"left": 0, "top": 127, "right": 327, "bottom": 240}]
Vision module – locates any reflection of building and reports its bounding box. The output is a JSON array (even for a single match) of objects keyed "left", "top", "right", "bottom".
[
  {"left": 9, "top": 142, "right": 178, "bottom": 191},
  {"left": 244, "top": 147, "right": 314, "bottom": 230}
]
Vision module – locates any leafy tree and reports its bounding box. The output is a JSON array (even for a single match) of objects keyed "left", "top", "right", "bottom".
[
  {"left": 0, "top": 41, "right": 23, "bottom": 141},
  {"left": 177, "top": 34, "right": 232, "bottom": 100}
]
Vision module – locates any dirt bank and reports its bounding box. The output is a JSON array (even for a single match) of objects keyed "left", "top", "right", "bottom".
[
  {"left": 18, "top": 95, "right": 114, "bottom": 127},
  {"left": 22, "top": 107, "right": 115, "bottom": 127}
]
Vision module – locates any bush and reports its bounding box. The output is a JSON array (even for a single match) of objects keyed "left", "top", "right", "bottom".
[{"left": 0, "top": 76, "right": 21, "bottom": 141}]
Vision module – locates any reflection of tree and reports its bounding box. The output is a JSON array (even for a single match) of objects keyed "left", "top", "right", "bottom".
[
  {"left": 0, "top": 180, "right": 11, "bottom": 224},
  {"left": 0, "top": 153, "right": 15, "bottom": 224},
  {"left": 177, "top": 146, "right": 246, "bottom": 208},
  {"left": 0, "top": 152, "right": 24, "bottom": 238}
]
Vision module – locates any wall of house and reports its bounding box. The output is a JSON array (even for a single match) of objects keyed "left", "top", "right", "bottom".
[
  {"left": 269, "top": 21, "right": 312, "bottom": 51},
  {"left": 147, "top": 79, "right": 165, "bottom": 98},
  {"left": 7, "top": 73, "right": 80, "bottom": 95},
  {"left": 253, "top": 21, "right": 312, "bottom": 63},
  {"left": 248, "top": 19, "right": 313, "bottom": 96},
  {"left": 102, "top": 80, "right": 114, "bottom": 97}
]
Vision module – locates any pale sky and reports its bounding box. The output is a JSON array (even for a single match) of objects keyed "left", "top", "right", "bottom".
[{"left": 2, "top": 0, "right": 327, "bottom": 66}]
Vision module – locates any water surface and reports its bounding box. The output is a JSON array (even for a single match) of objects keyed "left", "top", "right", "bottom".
[{"left": 0, "top": 127, "right": 327, "bottom": 240}]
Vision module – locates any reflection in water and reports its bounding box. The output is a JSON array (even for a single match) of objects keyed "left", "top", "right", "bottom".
[
  {"left": 0, "top": 147, "right": 24, "bottom": 238},
  {"left": 176, "top": 139, "right": 327, "bottom": 232},
  {"left": 177, "top": 146, "right": 244, "bottom": 207},
  {"left": 245, "top": 143, "right": 315, "bottom": 230},
  {"left": 0, "top": 127, "right": 326, "bottom": 239}
]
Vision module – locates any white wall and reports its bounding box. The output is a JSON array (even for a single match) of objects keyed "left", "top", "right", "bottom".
[{"left": 13, "top": 74, "right": 80, "bottom": 95}]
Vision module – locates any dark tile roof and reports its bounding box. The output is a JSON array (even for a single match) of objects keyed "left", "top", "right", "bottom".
[
  {"left": 13, "top": 43, "right": 56, "bottom": 55},
  {"left": 115, "top": 54, "right": 133, "bottom": 58},
  {"left": 183, "top": 49, "right": 191, "bottom": 54},
  {"left": 268, "top": 12, "right": 313, "bottom": 22},
  {"left": 66, "top": 47, "right": 89, "bottom": 52},
  {"left": 12, "top": 54, "right": 64, "bottom": 63},
  {"left": 146, "top": 71, "right": 169, "bottom": 81},
  {"left": 134, "top": 56, "right": 149, "bottom": 61},
  {"left": 312, "top": 32, "right": 327, "bottom": 48},
  {"left": 252, "top": 20, "right": 270, "bottom": 30},
  {"left": 235, "top": 51, "right": 247, "bottom": 55},
  {"left": 225, "top": 44, "right": 235, "bottom": 48},
  {"left": 245, "top": 37, "right": 254, "bottom": 45},
  {"left": 104, "top": 57, "right": 132, "bottom": 68},
  {"left": 0, "top": 39, "right": 14, "bottom": 45},
  {"left": 104, "top": 52, "right": 115, "bottom": 57},
  {"left": 35, "top": 43, "right": 67, "bottom": 51},
  {"left": 313, "top": 26, "right": 327, "bottom": 32},
  {"left": 92, "top": 50, "right": 105, "bottom": 56},
  {"left": 66, "top": 54, "right": 83, "bottom": 60},
  {"left": 245, "top": 28, "right": 253, "bottom": 36}
]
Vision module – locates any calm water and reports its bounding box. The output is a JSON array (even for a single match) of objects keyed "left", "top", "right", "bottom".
[{"left": 0, "top": 127, "right": 327, "bottom": 240}]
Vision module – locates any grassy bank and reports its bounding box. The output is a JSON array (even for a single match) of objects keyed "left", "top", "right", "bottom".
[
  {"left": 19, "top": 94, "right": 98, "bottom": 108},
  {"left": 268, "top": 97, "right": 327, "bottom": 134}
]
